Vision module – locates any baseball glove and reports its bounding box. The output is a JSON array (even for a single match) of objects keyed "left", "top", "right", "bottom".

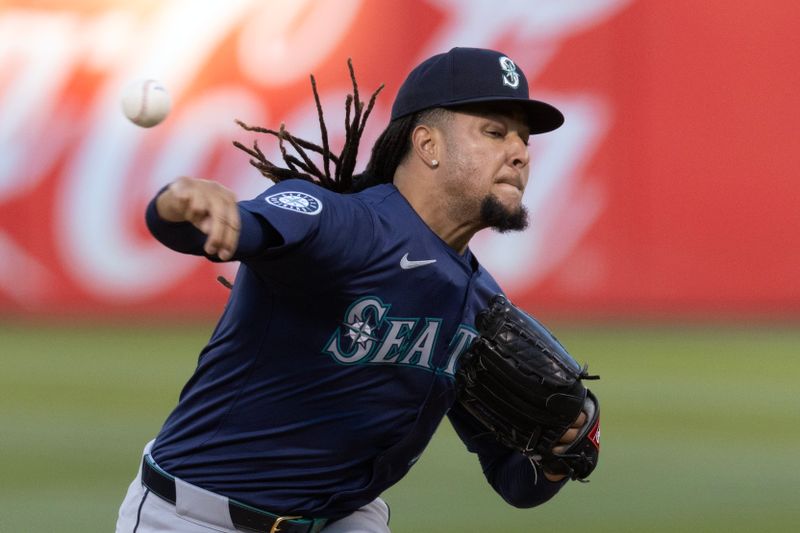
[{"left": 456, "top": 295, "right": 600, "bottom": 481}]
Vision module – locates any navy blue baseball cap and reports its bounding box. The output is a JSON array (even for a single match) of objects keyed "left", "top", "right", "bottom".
[{"left": 391, "top": 47, "right": 564, "bottom": 134}]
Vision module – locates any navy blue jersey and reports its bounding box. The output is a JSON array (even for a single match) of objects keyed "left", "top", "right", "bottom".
[{"left": 146, "top": 180, "right": 564, "bottom": 519}]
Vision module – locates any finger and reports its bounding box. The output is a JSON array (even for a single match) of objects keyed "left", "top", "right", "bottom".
[
  {"left": 204, "top": 195, "right": 240, "bottom": 259},
  {"left": 572, "top": 411, "right": 587, "bottom": 428},
  {"left": 198, "top": 217, "right": 213, "bottom": 236},
  {"left": 552, "top": 444, "right": 568, "bottom": 455},
  {"left": 543, "top": 470, "right": 566, "bottom": 482},
  {"left": 195, "top": 196, "right": 222, "bottom": 255},
  {"left": 203, "top": 213, "right": 227, "bottom": 257},
  {"left": 559, "top": 426, "right": 579, "bottom": 444},
  {"left": 215, "top": 192, "right": 240, "bottom": 260},
  {"left": 216, "top": 210, "right": 241, "bottom": 261},
  {"left": 228, "top": 202, "right": 242, "bottom": 259}
]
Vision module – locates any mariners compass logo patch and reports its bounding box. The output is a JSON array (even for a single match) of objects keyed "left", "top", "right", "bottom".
[
  {"left": 498, "top": 56, "right": 520, "bottom": 89},
  {"left": 265, "top": 191, "right": 322, "bottom": 215}
]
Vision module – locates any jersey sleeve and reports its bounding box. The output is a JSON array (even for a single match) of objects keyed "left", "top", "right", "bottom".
[
  {"left": 238, "top": 179, "right": 376, "bottom": 273},
  {"left": 447, "top": 402, "right": 567, "bottom": 508}
]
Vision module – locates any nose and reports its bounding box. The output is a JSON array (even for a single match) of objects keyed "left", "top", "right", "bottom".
[{"left": 509, "top": 133, "right": 530, "bottom": 169}]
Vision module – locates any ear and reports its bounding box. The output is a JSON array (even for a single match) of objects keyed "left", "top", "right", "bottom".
[{"left": 410, "top": 124, "right": 441, "bottom": 169}]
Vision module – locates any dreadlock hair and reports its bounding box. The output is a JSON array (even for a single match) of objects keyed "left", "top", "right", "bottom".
[
  {"left": 233, "top": 59, "right": 384, "bottom": 194},
  {"left": 234, "top": 59, "right": 454, "bottom": 194}
]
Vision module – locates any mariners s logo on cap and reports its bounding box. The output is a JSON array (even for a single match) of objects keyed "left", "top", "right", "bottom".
[
  {"left": 498, "top": 56, "right": 520, "bottom": 89},
  {"left": 265, "top": 191, "right": 322, "bottom": 215}
]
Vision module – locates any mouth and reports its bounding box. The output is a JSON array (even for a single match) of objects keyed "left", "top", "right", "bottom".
[{"left": 495, "top": 176, "right": 523, "bottom": 193}]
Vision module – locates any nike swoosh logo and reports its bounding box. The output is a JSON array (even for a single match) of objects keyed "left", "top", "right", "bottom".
[{"left": 400, "top": 253, "right": 437, "bottom": 270}]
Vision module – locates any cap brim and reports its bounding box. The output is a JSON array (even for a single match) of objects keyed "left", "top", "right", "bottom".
[{"left": 439, "top": 96, "right": 564, "bottom": 134}]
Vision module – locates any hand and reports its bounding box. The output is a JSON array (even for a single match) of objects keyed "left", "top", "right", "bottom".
[
  {"left": 156, "top": 176, "right": 241, "bottom": 260},
  {"left": 543, "top": 410, "right": 587, "bottom": 482}
]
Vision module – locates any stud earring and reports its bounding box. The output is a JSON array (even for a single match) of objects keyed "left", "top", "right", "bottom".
[{"left": 431, "top": 159, "right": 439, "bottom": 168}]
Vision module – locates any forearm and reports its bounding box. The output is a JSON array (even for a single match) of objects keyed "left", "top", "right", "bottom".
[
  {"left": 448, "top": 405, "right": 567, "bottom": 508},
  {"left": 145, "top": 190, "right": 280, "bottom": 259},
  {"left": 478, "top": 448, "right": 567, "bottom": 508}
]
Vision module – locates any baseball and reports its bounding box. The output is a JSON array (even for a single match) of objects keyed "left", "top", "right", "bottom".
[{"left": 121, "top": 78, "right": 171, "bottom": 128}]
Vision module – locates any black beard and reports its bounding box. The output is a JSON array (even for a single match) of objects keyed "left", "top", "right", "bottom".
[{"left": 480, "top": 194, "right": 529, "bottom": 233}]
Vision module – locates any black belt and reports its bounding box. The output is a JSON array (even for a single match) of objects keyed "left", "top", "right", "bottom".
[{"left": 141, "top": 455, "right": 327, "bottom": 533}]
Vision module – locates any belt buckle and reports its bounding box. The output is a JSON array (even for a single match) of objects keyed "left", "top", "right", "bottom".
[{"left": 269, "top": 515, "right": 302, "bottom": 533}]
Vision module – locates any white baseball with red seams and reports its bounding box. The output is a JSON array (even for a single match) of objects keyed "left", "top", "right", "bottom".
[{"left": 120, "top": 78, "right": 171, "bottom": 127}]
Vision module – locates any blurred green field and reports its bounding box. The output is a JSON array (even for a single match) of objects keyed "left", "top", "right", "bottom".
[{"left": 1, "top": 322, "right": 798, "bottom": 532}]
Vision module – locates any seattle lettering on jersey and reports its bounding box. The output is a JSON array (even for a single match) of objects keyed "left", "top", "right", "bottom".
[{"left": 322, "top": 296, "right": 478, "bottom": 376}]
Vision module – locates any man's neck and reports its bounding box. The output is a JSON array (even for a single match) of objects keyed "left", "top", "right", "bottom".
[{"left": 394, "top": 175, "right": 481, "bottom": 254}]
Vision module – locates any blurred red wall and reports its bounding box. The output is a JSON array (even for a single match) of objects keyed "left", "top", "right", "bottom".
[{"left": 1, "top": 0, "right": 798, "bottom": 319}]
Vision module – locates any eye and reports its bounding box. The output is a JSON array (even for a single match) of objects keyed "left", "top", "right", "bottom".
[{"left": 485, "top": 129, "right": 503, "bottom": 138}]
